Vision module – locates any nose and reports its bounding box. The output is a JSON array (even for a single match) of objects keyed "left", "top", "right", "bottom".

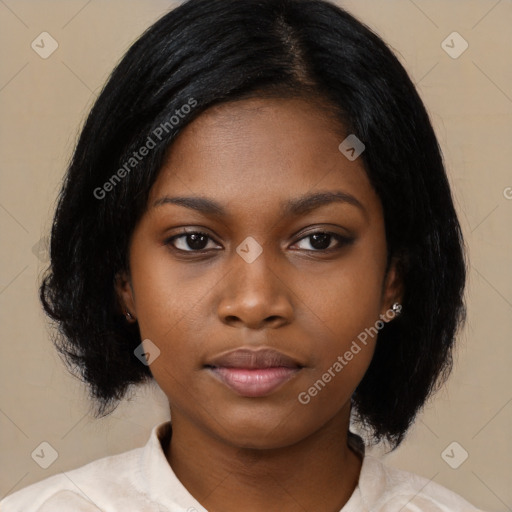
[{"left": 217, "top": 251, "right": 294, "bottom": 330}]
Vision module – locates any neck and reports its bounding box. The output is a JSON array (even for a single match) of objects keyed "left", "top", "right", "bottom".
[{"left": 165, "top": 406, "right": 362, "bottom": 512}]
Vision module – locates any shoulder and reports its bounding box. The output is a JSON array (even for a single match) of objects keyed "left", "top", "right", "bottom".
[
  {"left": 359, "top": 455, "right": 486, "bottom": 511},
  {"left": 0, "top": 447, "right": 146, "bottom": 512}
]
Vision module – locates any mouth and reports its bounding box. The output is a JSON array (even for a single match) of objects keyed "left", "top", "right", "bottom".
[{"left": 204, "top": 348, "right": 304, "bottom": 397}]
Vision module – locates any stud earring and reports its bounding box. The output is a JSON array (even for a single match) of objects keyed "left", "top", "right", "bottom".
[
  {"left": 125, "top": 310, "right": 134, "bottom": 321},
  {"left": 392, "top": 302, "right": 402, "bottom": 317}
]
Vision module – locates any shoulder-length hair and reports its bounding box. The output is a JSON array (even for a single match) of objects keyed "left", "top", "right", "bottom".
[{"left": 40, "top": 0, "right": 466, "bottom": 449}]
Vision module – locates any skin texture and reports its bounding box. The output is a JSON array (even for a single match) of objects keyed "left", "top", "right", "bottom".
[{"left": 116, "top": 97, "right": 403, "bottom": 512}]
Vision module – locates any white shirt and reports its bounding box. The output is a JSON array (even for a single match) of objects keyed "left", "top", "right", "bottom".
[{"left": 0, "top": 420, "right": 484, "bottom": 511}]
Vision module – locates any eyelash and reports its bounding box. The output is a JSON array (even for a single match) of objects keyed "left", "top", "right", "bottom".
[{"left": 164, "top": 230, "right": 354, "bottom": 255}]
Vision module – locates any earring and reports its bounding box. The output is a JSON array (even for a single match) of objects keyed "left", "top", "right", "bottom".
[
  {"left": 125, "top": 310, "right": 134, "bottom": 321},
  {"left": 392, "top": 302, "right": 402, "bottom": 317}
]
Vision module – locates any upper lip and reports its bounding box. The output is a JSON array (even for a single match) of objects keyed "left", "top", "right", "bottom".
[{"left": 205, "top": 348, "right": 303, "bottom": 369}]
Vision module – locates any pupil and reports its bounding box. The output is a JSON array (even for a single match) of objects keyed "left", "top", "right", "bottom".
[{"left": 310, "top": 233, "right": 330, "bottom": 250}]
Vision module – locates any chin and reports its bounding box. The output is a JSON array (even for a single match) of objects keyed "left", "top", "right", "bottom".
[{"left": 210, "top": 411, "right": 316, "bottom": 451}]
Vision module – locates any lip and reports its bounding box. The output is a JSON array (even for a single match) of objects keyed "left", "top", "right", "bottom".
[{"left": 205, "top": 348, "right": 303, "bottom": 397}]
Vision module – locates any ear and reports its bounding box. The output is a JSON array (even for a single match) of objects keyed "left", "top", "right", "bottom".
[
  {"left": 115, "top": 270, "right": 136, "bottom": 319},
  {"left": 380, "top": 255, "right": 404, "bottom": 321}
]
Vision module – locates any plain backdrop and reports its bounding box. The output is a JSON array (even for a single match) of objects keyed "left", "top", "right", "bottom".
[{"left": 0, "top": 1, "right": 511, "bottom": 511}]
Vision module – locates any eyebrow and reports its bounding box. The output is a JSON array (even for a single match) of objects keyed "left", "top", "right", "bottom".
[{"left": 152, "top": 190, "right": 367, "bottom": 219}]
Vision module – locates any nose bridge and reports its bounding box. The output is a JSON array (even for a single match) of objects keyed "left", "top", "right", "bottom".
[{"left": 217, "top": 239, "right": 293, "bottom": 328}]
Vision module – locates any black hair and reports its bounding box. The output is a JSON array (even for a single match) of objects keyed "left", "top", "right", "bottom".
[{"left": 40, "top": 0, "right": 467, "bottom": 449}]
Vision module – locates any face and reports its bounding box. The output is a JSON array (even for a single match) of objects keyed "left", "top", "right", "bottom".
[{"left": 116, "top": 97, "right": 402, "bottom": 449}]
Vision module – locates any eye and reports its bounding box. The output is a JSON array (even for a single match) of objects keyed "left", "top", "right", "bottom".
[
  {"left": 165, "top": 231, "right": 220, "bottom": 252},
  {"left": 165, "top": 230, "right": 354, "bottom": 254},
  {"left": 293, "top": 231, "right": 354, "bottom": 252}
]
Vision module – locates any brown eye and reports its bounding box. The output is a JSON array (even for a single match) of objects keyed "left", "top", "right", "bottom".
[
  {"left": 166, "top": 232, "right": 218, "bottom": 252},
  {"left": 294, "top": 232, "right": 354, "bottom": 252}
]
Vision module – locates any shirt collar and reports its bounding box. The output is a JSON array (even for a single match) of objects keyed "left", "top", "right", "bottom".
[
  {"left": 137, "top": 420, "right": 207, "bottom": 511},
  {"left": 138, "top": 420, "right": 375, "bottom": 511}
]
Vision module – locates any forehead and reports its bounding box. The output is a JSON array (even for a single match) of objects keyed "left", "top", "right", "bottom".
[{"left": 148, "top": 97, "right": 380, "bottom": 222}]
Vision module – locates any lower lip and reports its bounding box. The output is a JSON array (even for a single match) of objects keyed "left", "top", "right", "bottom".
[{"left": 208, "top": 367, "right": 300, "bottom": 397}]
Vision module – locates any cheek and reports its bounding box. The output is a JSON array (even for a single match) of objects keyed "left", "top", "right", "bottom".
[
  {"left": 129, "top": 245, "right": 224, "bottom": 385},
  {"left": 301, "top": 240, "right": 386, "bottom": 386},
  {"left": 130, "top": 246, "right": 198, "bottom": 338},
  {"left": 314, "top": 248, "right": 386, "bottom": 335}
]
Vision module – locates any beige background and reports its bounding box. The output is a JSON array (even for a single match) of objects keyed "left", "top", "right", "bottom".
[{"left": 0, "top": 0, "right": 511, "bottom": 510}]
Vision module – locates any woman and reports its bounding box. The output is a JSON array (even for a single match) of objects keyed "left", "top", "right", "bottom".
[{"left": 0, "top": 0, "right": 484, "bottom": 510}]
